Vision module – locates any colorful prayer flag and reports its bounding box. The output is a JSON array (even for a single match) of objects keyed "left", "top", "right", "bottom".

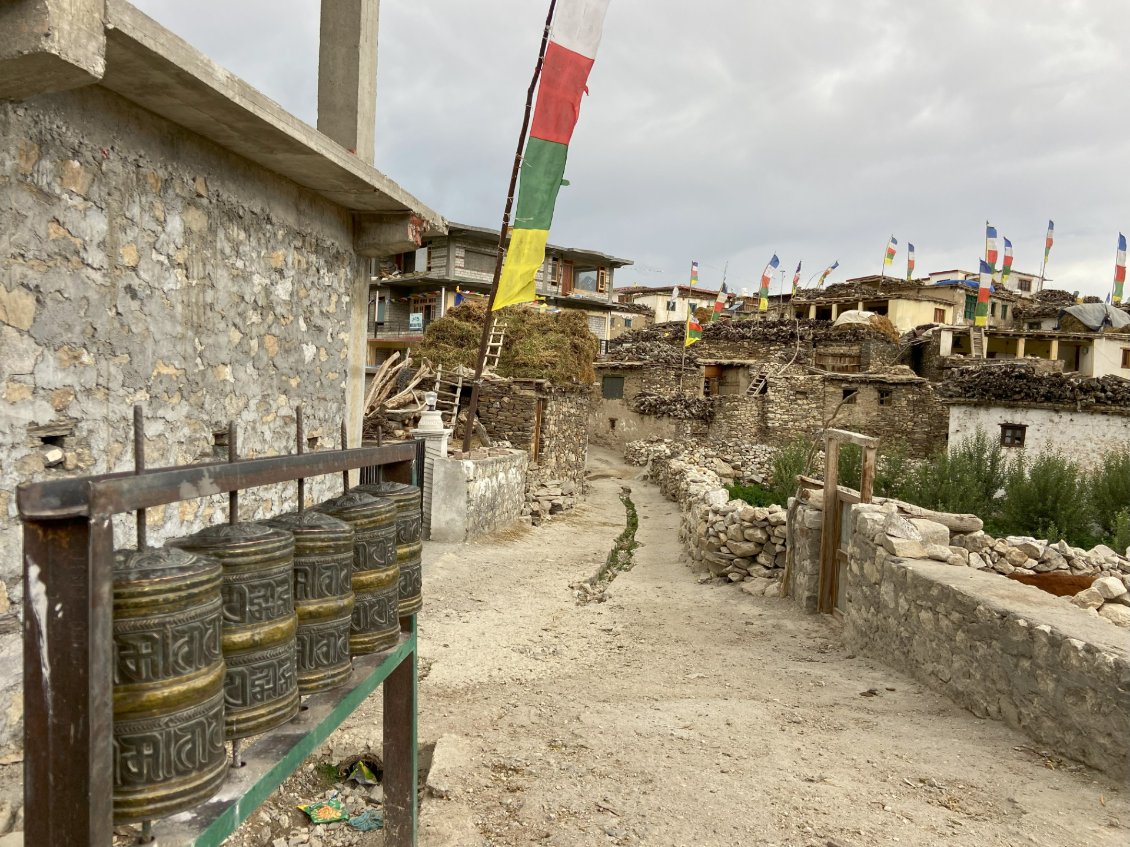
[
  {"left": 1114, "top": 232, "right": 1126, "bottom": 305},
  {"left": 667, "top": 284, "right": 679, "bottom": 313},
  {"left": 758, "top": 254, "right": 780, "bottom": 312},
  {"left": 494, "top": 0, "right": 611, "bottom": 310},
  {"left": 791, "top": 261, "right": 802, "bottom": 296},
  {"left": 984, "top": 222, "right": 998, "bottom": 273},
  {"left": 711, "top": 283, "right": 728, "bottom": 321},
  {"left": 975, "top": 258, "right": 992, "bottom": 327},
  {"left": 1044, "top": 220, "right": 1054, "bottom": 266},
  {"left": 817, "top": 261, "right": 839, "bottom": 287},
  {"left": 689, "top": 260, "right": 699, "bottom": 287},
  {"left": 883, "top": 236, "right": 897, "bottom": 268},
  {"left": 685, "top": 314, "right": 702, "bottom": 346},
  {"left": 1000, "top": 237, "right": 1014, "bottom": 287},
  {"left": 906, "top": 243, "right": 915, "bottom": 281}
]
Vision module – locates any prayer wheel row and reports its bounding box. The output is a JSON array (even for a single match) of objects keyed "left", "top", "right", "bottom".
[{"left": 110, "top": 483, "right": 422, "bottom": 824}]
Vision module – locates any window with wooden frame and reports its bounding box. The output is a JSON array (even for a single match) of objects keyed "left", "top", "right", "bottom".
[
  {"left": 547, "top": 257, "right": 562, "bottom": 287},
  {"left": 1000, "top": 423, "right": 1027, "bottom": 447},
  {"left": 601, "top": 375, "right": 625, "bottom": 399},
  {"left": 933, "top": 308, "right": 946, "bottom": 323},
  {"left": 596, "top": 267, "right": 609, "bottom": 293},
  {"left": 1018, "top": 279, "right": 1032, "bottom": 292},
  {"left": 841, "top": 388, "right": 857, "bottom": 405},
  {"left": 1122, "top": 348, "right": 1130, "bottom": 368},
  {"left": 878, "top": 389, "right": 893, "bottom": 406}
]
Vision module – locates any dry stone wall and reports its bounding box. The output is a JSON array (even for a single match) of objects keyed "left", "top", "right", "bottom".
[
  {"left": 840, "top": 502, "right": 1130, "bottom": 780},
  {"left": 1, "top": 88, "right": 360, "bottom": 758}
]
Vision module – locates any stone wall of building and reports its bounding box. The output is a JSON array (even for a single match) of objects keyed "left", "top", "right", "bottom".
[
  {"left": 429, "top": 449, "right": 528, "bottom": 543},
  {"left": 477, "top": 379, "right": 592, "bottom": 523},
  {"left": 0, "top": 87, "right": 361, "bottom": 758},
  {"left": 840, "top": 502, "right": 1129, "bottom": 780}
]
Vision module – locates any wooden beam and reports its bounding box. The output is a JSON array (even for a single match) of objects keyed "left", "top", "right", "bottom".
[
  {"left": 821, "top": 428, "right": 879, "bottom": 449},
  {"left": 818, "top": 437, "right": 841, "bottom": 614}
]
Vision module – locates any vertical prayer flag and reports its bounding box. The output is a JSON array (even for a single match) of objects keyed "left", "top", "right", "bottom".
[
  {"left": 494, "top": 0, "right": 611, "bottom": 310},
  {"left": 791, "top": 261, "right": 802, "bottom": 296},
  {"left": 690, "top": 260, "right": 700, "bottom": 287},
  {"left": 818, "top": 261, "right": 839, "bottom": 287},
  {"left": 1000, "top": 237, "right": 1014, "bottom": 288},
  {"left": 758, "top": 254, "right": 780, "bottom": 312},
  {"left": 668, "top": 284, "right": 679, "bottom": 314},
  {"left": 883, "top": 236, "right": 897, "bottom": 267},
  {"left": 685, "top": 314, "right": 702, "bottom": 346},
  {"left": 975, "top": 258, "right": 992, "bottom": 327},
  {"left": 984, "top": 222, "right": 998, "bottom": 273},
  {"left": 906, "top": 243, "right": 916, "bottom": 281},
  {"left": 711, "top": 283, "right": 728, "bottom": 321},
  {"left": 1114, "top": 232, "right": 1127, "bottom": 305},
  {"left": 1044, "top": 220, "right": 1055, "bottom": 266}
]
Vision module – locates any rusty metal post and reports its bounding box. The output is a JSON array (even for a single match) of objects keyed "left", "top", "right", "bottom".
[
  {"left": 22, "top": 513, "right": 115, "bottom": 845},
  {"left": 133, "top": 404, "right": 147, "bottom": 549},
  {"left": 383, "top": 617, "right": 417, "bottom": 847},
  {"left": 296, "top": 405, "right": 306, "bottom": 513},
  {"left": 228, "top": 421, "right": 239, "bottom": 524}
]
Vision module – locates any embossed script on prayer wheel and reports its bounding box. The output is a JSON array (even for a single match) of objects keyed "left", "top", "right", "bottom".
[
  {"left": 356, "top": 481, "right": 423, "bottom": 616},
  {"left": 171, "top": 523, "right": 299, "bottom": 739},
  {"left": 264, "top": 510, "right": 355, "bottom": 694},
  {"left": 315, "top": 492, "right": 400, "bottom": 655},
  {"left": 112, "top": 547, "right": 227, "bottom": 824}
]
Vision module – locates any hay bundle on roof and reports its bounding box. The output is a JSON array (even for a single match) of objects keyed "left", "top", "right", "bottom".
[{"left": 416, "top": 301, "right": 599, "bottom": 384}]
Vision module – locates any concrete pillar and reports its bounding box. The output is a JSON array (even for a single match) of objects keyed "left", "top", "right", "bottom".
[
  {"left": 318, "top": 0, "right": 379, "bottom": 164},
  {"left": 1015, "top": 336, "right": 1025, "bottom": 358},
  {"left": 411, "top": 404, "right": 452, "bottom": 541},
  {"left": 808, "top": 304, "right": 817, "bottom": 320},
  {"left": 1049, "top": 337, "right": 1059, "bottom": 360},
  {"left": 0, "top": 0, "right": 106, "bottom": 99}
]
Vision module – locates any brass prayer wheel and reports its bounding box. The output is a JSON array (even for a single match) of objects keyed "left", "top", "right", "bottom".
[
  {"left": 111, "top": 546, "right": 227, "bottom": 824},
  {"left": 170, "top": 523, "right": 299, "bottom": 739},
  {"left": 314, "top": 491, "right": 400, "bottom": 654},
  {"left": 356, "top": 481, "right": 423, "bottom": 616},
  {"left": 264, "top": 510, "right": 355, "bottom": 694}
]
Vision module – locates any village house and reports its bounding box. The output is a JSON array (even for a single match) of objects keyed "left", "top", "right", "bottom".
[
  {"left": 792, "top": 274, "right": 1021, "bottom": 334},
  {"left": 940, "top": 364, "right": 1130, "bottom": 467},
  {"left": 617, "top": 283, "right": 787, "bottom": 324},
  {"left": 366, "top": 222, "right": 632, "bottom": 368},
  {"left": 0, "top": 0, "right": 441, "bottom": 762}
]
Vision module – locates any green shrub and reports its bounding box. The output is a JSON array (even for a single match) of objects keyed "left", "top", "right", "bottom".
[
  {"left": 768, "top": 436, "right": 814, "bottom": 506},
  {"left": 837, "top": 444, "right": 910, "bottom": 499},
  {"left": 1108, "top": 509, "right": 1130, "bottom": 555},
  {"left": 994, "top": 449, "right": 1098, "bottom": 548},
  {"left": 896, "top": 429, "right": 1006, "bottom": 517},
  {"left": 726, "top": 482, "right": 780, "bottom": 508},
  {"left": 1090, "top": 446, "right": 1130, "bottom": 540}
]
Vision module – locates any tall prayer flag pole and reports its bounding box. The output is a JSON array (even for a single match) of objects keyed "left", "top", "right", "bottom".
[
  {"left": 881, "top": 236, "right": 897, "bottom": 279},
  {"left": 689, "top": 260, "right": 700, "bottom": 287},
  {"left": 461, "top": 0, "right": 610, "bottom": 452},
  {"left": 985, "top": 222, "right": 999, "bottom": 281},
  {"left": 1037, "top": 220, "right": 1054, "bottom": 292},
  {"left": 906, "top": 243, "right": 915, "bottom": 281},
  {"left": 975, "top": 258, "right": 992, "bottom": 327},
  {"left": 791, "top": 260, "right": 803, "bottom": 297},
  {"left": 1114, "top": 232, "right": 1127, "bottom": 306},
  {"left": 758, "top": 254, "right": 780, "bottom": 312}
]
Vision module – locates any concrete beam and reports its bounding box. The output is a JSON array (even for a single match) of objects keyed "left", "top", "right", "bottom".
[
  {"left": 98, "top": 0, "right": 443, "bottom": 227},
  {"left": 318, "top": 0, "right": 379, "bottom": 165},
  {"left": 0, "top": 0, "right": 106, "bottom": 99},
  {"left": 354, "top": 212, "right": 427, "bottom": 257}
]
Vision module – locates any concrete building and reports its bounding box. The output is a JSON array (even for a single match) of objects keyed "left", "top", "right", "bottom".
[
  {"left": 793, "top": 275, "right": 1021, "bottom": 334},
  {"left": 0, "top": 0, "right": 442, "bottom": 761},
  {"left": 366, "top": 222, "right": 632, "bottom": 368},
  {"left": 616, "top": 284, "right": 783, "bottom": 324}
]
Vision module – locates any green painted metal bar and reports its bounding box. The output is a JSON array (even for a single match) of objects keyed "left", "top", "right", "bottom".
[{"left": 151, "top": 626, "right": 417, "bottom": 847}]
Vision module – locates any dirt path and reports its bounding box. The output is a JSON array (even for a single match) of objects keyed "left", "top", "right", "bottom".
[{"left": 409, "top": 447, "right": 1127, "bottom": 847}]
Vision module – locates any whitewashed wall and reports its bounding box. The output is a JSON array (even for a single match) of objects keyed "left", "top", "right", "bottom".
[{"left": 947, "top": 403, "right": 1130, "bottom": 467}]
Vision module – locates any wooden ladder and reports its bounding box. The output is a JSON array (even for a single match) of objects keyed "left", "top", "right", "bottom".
[
  {"left": 745, "top": 365, "right": 769, "bottom": 396},
  {"left": 969, "top": 325, "right": 986, "bottom": 358},
  {"left": 484, "top": 318, "right": 507, "bottom": 371},
  {"left": 431, "top": 366, "right": 464, "bottom": 428}
]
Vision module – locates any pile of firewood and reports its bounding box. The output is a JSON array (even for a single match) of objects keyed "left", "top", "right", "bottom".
[
  {"left": 362, "top": 351, "right": 434, "bottom": 420},
  {"left": 939, "top": 364, "right": 1130, "bottom": 407}
]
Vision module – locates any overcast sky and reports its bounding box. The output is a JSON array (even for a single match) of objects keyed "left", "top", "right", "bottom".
[{"left": 133, "top": 0, "right": 1130, "bottom": 299}]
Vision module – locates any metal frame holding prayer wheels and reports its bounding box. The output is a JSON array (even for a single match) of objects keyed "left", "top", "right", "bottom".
[{"left": 17, "top": 438, "right": 425, "bottom": 847}]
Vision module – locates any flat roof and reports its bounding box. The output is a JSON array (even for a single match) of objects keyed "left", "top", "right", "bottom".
[{"left": 99, "top": 0, "right": 444, "bottom": 225}]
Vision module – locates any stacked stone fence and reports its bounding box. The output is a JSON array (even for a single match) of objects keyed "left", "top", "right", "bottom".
[{"left": 430, "top": 449, "right": 527, "bottom": 542}]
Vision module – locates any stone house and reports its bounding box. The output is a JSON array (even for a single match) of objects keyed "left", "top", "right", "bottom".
[
  {"left": 366, "top": 222, "right": 632, "bottom": 368},
  {"left": 0, "top": 0, "right": 442, "bottom": 760},
  {"left": 792, "top": 274, "right": 1021, "bottom": 334}
]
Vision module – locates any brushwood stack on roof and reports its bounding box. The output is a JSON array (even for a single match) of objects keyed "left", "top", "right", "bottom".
[{"left": 939, "top": 364, "right": 1130, "bottom": 408}]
